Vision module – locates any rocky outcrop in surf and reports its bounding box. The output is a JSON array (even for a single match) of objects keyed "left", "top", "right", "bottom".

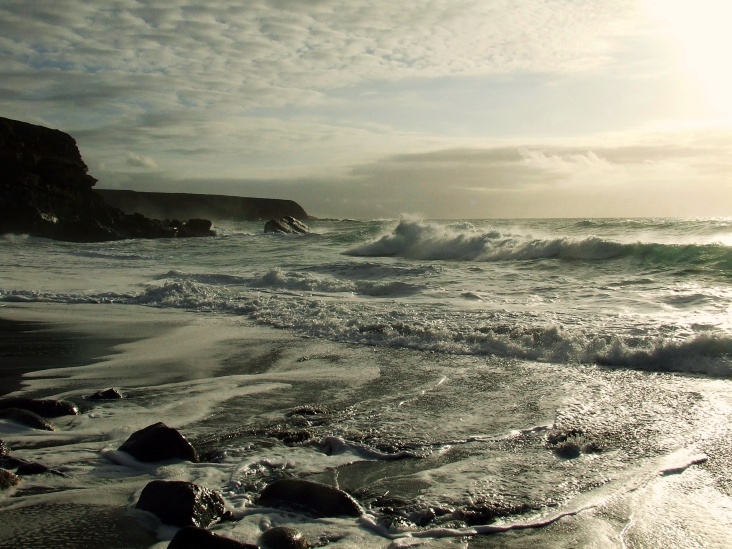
[
  {"left": 0, "top": 117, "right": 214, "bottom": 241},
  {"left": 264, "top": 216, "right": 310, "bottom": 234}
]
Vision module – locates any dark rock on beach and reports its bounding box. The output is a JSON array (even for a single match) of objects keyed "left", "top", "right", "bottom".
[
  {"left": 168, "top": 526, "right": 257, "bottom": 549},
  {"left": 118, "top": 422, "right": 199, "bottom": 463},
  {"left": 0, "top": 397, "right": 78, "bottom": 418},
  {"left": 260, "top": 526, "right": 310, "bottom": 549},
  {"left": 259, "top": 479, "right": 363, "bottom": 518},
  {"left": 86, "top": 388, "right": 123, "bottom": 401},
  {"left": 136, "top": 480, "right": 236, "bottom": 528},
  {"left": 264, "top": 216, "right": 310, "bottom": 234},
  {"left": 0, "top": 408, "right": 55, "bottom": 431},
  {"left": 0, "top": 116, "right": 215, "bottom": 241},
  {"left": 0, "top": 468, "right": 20, "bottom": 490},
  {"left": 15, "top": 461, "right": 64, "bottom": 477}
]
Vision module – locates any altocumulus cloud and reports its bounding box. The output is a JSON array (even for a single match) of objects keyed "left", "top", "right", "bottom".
[{"left": 2, "top": 0, "right": 731, "bottom": 218}]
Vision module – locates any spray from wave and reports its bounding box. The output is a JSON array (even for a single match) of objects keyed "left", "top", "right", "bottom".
[{"left": 346, "top": 219, "right": 732, "bottom": 270}]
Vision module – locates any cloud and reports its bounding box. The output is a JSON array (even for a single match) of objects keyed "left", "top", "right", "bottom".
[{"left": 125, "top": 152, "right": 157, "bottom": 169}]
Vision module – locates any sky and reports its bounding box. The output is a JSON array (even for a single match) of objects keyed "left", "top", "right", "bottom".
[{"left": 2, "top": 0, "right": 731, "bottom": 219}]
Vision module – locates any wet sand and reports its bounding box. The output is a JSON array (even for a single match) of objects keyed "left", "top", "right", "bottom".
[{"left": 0, "top": 316, "right": 130, "bottom": 399}]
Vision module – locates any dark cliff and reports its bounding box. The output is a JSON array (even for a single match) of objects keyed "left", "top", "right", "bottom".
[
  {"left": 96, "top": 189, "right": 310, "bottom": 222},
  {"left": 0, "top": 117, "right": 212, "bottom": 241}
]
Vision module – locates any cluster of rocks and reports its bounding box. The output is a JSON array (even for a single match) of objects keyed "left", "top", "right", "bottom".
[
  {"left": 0, "top": 117, "right": 215, "bottom": 242},
  {"left": 0, "top": 393, "right": 363, "bottom": 548},
  {"left": 0, "top": 397, "right": 80, "bottom": 484}
]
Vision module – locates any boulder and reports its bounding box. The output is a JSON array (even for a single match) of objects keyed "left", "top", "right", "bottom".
[
  {"left": 259, "top": 479, "right": 362, "bottom": 518},
  {"left": 0, "top": 408, "right": 55, "bottom": 431},
  {"left": 136, "top": 480, "right": 236, "bottom": 528},
  {"left": 86, "top": 388, "right": 123, "bottom": 401},
  {"left": 175, "top": 218, "right": 214, "bottom": 238},
  {"left": 264, "top": 216, "right": 309, "bottom": 234},
  {"left": 168, "top": 526, "right": 257, "bottom": 549},
  {"left": 0, "top": 117, "right": 215, "bottom": 242},
  {"left": 0, "top": 397, "right": 78, "bottom": 417},
  {"left": 118, "top": 422, "right": 199, "bottom": 463},
  {"left": 260, "top": 526, "right": 310, "bottom": 549},
  {"left": 0, "top": 469, "right": 20, "bottom": 490}
]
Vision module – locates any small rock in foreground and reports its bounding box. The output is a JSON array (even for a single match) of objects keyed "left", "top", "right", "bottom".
[
  {"left": 136, "top": 480, "right": 236, "bottom": 528},
  {"left": 118, "top": 422, "right": 199, "bottom": 463},
  {"left": 260, "top": 526, "right": 310, "bottom": 549},
  {"left": 0, "top": 398, "right": 78, "bottom": 418},
  {"left": 259, "top": 478, "right": 362, "bottom": 518},
  {"left": 0, "top": 408, "right": 55, "bottom": 431}
]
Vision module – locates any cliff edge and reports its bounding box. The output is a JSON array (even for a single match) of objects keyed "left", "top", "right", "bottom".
[
  {"left": 96, "top": 189, "right": 309, "bottom": 222},
  {"left": 0, "top": 117, "right": 213, "bottom": 241}
]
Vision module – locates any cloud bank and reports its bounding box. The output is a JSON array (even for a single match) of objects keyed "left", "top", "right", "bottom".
[{"left": 1, "top": 0, "right": 730, "bottom": 218}]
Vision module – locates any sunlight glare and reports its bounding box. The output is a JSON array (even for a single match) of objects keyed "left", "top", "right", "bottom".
[{"left": 645, "top": 0, "right": 732, "bottom": 121}]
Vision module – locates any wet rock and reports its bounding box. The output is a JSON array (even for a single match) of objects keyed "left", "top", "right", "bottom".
[
  {"left": 0, "top": 469, "right": 20, "bottom": 490},
  {"left": 264, "top": 216, "right": 309, "bottom": 234},
  {"left": 167, "top": 526, "right": 257, "bottom": 549},
  {"left": 175, "top": 218, "right": 214, "bottom": 238},
  {"left": 0, "top": 397, "right": 78, "bottom": 418},
  {"left": 136, "top": 480, "right": 236, "bottom": 528},
  {"left": 259, "top": 479, "right": 362, "bottom": 518},
  {"left": 260, "top": 526, "right": 310, "bottom": 549},
  {"left": 86, "top": 388, "right": 123, "bottom": 400},
  {"left": 0, "top": 408, "right": 55, "bottom": 431},
  {"left": 118, "top": 422, "right": 199, "bottom": 463}
]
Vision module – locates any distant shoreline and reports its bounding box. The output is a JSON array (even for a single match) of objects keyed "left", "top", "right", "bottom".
[{"left": 96, "top": 189, "right": 310, "bottom": 222}]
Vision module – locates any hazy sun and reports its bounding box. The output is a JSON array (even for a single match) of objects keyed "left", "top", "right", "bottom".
[{"left": 645, "top": 0, "right": 732, "bottom": 122}]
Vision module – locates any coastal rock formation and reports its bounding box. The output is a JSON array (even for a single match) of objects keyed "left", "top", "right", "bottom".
[
  {"left": 97, "top": 189, "right": 309, "bottom": 222},
  {"left": 258, "top": 479, "right": 363, "bottom": 517},
  {"left": 118, "top": 422, "right": 199, "bottom": 463},
  {"left": 0, "top": 397, "right": 78, "bottom": 418},
  {"left": 136, "top": 480, "right": 236, "bottom": 528},
  {"left": 264, "top": 216, "right": 310, "bottom": 234},
  {"left": 0, "top": 117, "right": 214, "bottom": 241},
  {"left": 168, "top": 526, "right": 257, "bottom": 549}
]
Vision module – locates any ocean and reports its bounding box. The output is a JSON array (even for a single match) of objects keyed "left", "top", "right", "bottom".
[{"left": 1, "top": 217, "right": 732, "bottom": 548}]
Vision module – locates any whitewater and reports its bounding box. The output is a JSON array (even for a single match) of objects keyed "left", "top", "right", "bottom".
[{"left": 1, "top": 217, "right": 732, "bottom": 548}]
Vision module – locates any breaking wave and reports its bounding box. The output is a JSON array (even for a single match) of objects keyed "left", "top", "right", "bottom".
[{"left": 347, "top": 219, "right": 732, "bottom": 270}]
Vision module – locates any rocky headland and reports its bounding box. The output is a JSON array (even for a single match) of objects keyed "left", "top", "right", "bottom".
[
  {"left": 97, "top": 189, "right": 309, "bottom": 223},
  {"left": 0, "top": 117, "right": 309, "bottom": 242}
]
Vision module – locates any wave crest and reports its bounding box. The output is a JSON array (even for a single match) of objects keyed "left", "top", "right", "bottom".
[{"left": 346, "top": 219, "right": 732, "bottom": 268}]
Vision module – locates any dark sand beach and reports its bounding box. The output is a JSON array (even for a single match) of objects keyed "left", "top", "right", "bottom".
[{"left": 0, "top": 317, "right": 129, "bottom": 399}]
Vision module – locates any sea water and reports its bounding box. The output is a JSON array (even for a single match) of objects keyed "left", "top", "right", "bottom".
[{"left": 1, "top": 217, "right": 731, "bottom": 548}]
